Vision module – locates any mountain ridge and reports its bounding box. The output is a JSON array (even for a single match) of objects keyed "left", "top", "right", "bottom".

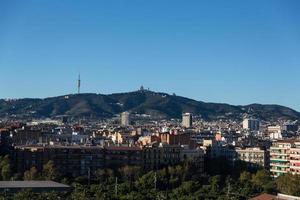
[{"left": 0, "top": 90, "right": 299, "bottom": 121}]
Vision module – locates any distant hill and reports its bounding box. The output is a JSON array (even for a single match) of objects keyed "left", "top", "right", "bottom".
[{"left": 0, "top": 90, "right": 299, "bottom": 121}]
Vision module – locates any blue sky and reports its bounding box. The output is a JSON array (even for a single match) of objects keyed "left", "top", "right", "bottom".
[{"left": 0, "top": 0, "right": 300, "bottom": 110}]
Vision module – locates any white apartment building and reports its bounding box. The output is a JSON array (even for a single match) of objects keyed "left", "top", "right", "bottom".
[{"left": 268, "top": 125, "right": 282, "bottom": 140}]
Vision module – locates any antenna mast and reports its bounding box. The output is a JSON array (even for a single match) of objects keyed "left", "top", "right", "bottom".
[{"left": 78, "top": 74, "right": 81, "bottom": 94}]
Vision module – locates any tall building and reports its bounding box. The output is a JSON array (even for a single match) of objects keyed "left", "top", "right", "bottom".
[
  {"left": 242, "top": 118, "right": 260, "bottom": 131},
  {"left": 269, "top": 140, "right": 300, "bottom": 178},
  {"left": 121, "top": 112, "right": 130, "bottom": 126},
  {"left": 282, "top": 123, "right": 298, "bottom": 133},
  {"left": 182, "top": 113, "right": 192, "bottom": 128}
]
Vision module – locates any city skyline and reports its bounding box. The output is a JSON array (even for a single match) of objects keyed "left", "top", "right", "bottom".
[{"left": 1, "top": 0, "right": 300, "bottom": 111}]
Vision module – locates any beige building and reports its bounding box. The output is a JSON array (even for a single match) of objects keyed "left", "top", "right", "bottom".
[
  {"left": 143, "top": 143, "right": 181, "bottom": 170},
  {"left": 182, "top": 113, "right": 192, "bottom": 128},
  {"left": 143, "top": 143, "right": 204, "bottom": 173},
  {"left": 236, "top": 148, "right": 268, "bottom": 168},
  {"left": 121, "top": 112, "right": 130, "bottom": 126}
]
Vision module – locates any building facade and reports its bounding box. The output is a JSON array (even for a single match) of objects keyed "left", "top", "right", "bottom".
[
  {"left": 242, "top": 118, "right": 260, "bottom": 131},
  {"left": 268, "top": 126, "right": 282, "bottom": 140},
  {"left": 270, "top": 140, "right": 297, "bottom": 178},
  {"left": 182, "top": 113, "right": 192, "bottom": 128},
  {"left": 12, "top": 145, "right": 143, "bottom": 178},
  {"left": 143, "top": 143, "right": 181, "bottom": 170},
  {"left": 121, "top": 112, "right": 130, "bottom": 126},
  {"left": 288, "top": 142, "right": 300, "bottom": 175},
  {"left": 236, "top": 148, "right": 269, "bottom": 169},
  {"left": 13, "top": 146, "right": 106, "bottom": 177}
]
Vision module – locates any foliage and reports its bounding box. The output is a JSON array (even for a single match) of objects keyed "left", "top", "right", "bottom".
[
  {"left": 0, "top": 155, "right": 11, "bottom": 180},
  {"left": 24, "top": 166, "right": 39, "bottom": 180},
  {"left": 276, "top": 173, "right": 300, "bottom": 196},
  {"left": 42, "top": 160, "right": 59, "bottom": 181},
  {"left": 2, "top": 155, "right": 300, "bottom": 199}
]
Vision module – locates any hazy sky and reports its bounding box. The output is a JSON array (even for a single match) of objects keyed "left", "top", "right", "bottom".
[{"left": 0, "top": 0, "right": 300, "bottom": 110}]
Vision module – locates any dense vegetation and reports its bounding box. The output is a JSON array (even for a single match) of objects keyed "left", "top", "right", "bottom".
[
  {"left": 1, "top": 91, "right": 299, "bottom": 120},
  {"left": 1, "top": 156, "right": 300, "bottom": 199}
]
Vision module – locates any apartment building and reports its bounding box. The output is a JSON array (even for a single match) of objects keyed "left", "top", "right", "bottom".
[
  {"left": 143, "top": 143, "right": 181, "bottom": 170},
  {"left": 242, "top": 118, "right": 260, "bottom": 131},
  {"left": 268, "top": 126, "right": 282, "bottom": 140},
  {"left": 270, "top": 140, "right": 299, "bottom": 178},
  {"left": 13, "top": 145, "right": 106, "bottom": 177},
  {"left": 236, "top": 148, "right": 269, "bottom": 169},
  {"left": 182, "top": 113, "right": 192, "bottom": 128},
  {"left": 203, "top": 140, "right": 268, "bottom": 169},
  {"left": 160, "top": 133, "right": 196, "bottom": 148},
  {"left": 288, "top": 141, "right": 300, "bottom": 175},
  {"left": 121, "top": 112, "right": 130, "bottom": 126},
  {"left": 12, "top": 145, "right": 143, "bottom": 178},
  {"left": 12, "top": 143, "right": 203, "bottom": 178}
]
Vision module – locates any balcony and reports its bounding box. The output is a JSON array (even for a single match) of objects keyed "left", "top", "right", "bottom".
[
  {"left": 270, "top": 163, "right": 289, "bottom": 167},
  {"left": 270, "top": 158, "right": 289, "bottom": 162},
  {"left": 290, "top": 148, "right": 300, "bottom": 152},
  {"left": 290, "top": 159, "right": 300, "bottom": 163},
  {"left": 290, "top": 154, "right": 300, "bottom": 158},
  {"left": 270, "top": 152, "right": 288, "bottom": 156},
  {"left": 270, "top": 169, "right": 288, "bottom": 173},
  {"left": 270, "top": 147, "right": 288, "bottom": 150},
  {"left": 290, "top": 165, "right": 300, "bottom": 170}
]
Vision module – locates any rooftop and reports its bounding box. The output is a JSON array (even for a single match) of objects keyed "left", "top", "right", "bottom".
[{"left": 250, "top": 193, "right": 279, "bottom": 200}]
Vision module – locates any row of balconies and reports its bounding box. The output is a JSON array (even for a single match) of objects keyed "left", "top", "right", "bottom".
[
  {"left": 270, "top": 163, "right": 289, "bottom": 167},
  {"left": 270, "top": 167, "right": 288, "bottom": 172},
  {"left": 270, "top": 152, "right": 288, "bottom": 156}
]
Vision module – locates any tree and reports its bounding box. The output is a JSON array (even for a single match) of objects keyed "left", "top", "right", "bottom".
[
  {"left": 135, "top": 171, "right": 156, "bottom": 191},
  {"left": 0, "top": 155, "right": 11, "bottom": 180},
  {"left": 170, "top": 181, "right": 199, "bottom": 199},
  {"left": 251, "top": 169, "right": 274, "bottom": 193},
  {"left": 119, "top": 165, "right": 141, "bottom": 189},
  {"left": 42, "top": 160, "right": 58, "bottom": 181},
  {"left": 276, "top": 174, "right": 300, "bottom": 196},
  {"left": 95, "top": 168, "right": 114, "bottom": 183},
  {"left": 238, "top": 171, "right": 255, "bottom": 198},
  {"left": 70, "top": 183, "right": 90, "bottom": 200},
  {"left": 252, "top": 170, "right": 271, "bottom": 188},
  {"left": 24, "top": 166, "right": 39, "bottom": 180},
  {"left": 13, "top": 189, "right": 36, "bottom": 200},
  {"left": 119, "top": 166, "right": 141, "bottom": 181},
  {"left": 41, "top": 191, "right": 62, "bottom": 199},
  {"left": 0, "top": 155, "right": 9, "bottom": 168},
  {"left": 209, "top": 175, "right": 221, "bottom": 194},
  {"left": 239, "top": 171, "right": 252, "bottom": 184},
  {"left": 1, "top": 164, "right": 11, "bottom": 181}
]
